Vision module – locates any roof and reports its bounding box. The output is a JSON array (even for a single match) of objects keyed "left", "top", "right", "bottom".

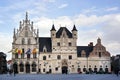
[
  {"left": 72, "top": 25, "right": 77, "bottom": 31},
  {"left": 50, "top": 24, "right": 56, "bottom": 31},
  {"left": 39, "top": 37, "right": 52, "bottom": 52},
  {"left": 77, "top": 46, "right": 93, "bottom": 57},
  {"left": 56, "top": 27, "right": 72, "bottom": 38}
]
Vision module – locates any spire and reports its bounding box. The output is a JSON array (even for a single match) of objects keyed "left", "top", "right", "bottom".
[
  {"left": 31, "top": 21, "right": 33, "bottom": 30},
  {"left": 37, "top": 29, "right": 39, "bottom": 37},
  {"left": 51, "top": 24, "right": 56, "bottom": 31},
  {"left": 25, "top": 12, "right": 28, "bottom": 21},
  {"left": 13, "top": 28, "right": 16, "bottom": 39},
  {"left": 72, "top": 24, "right": 77, "bottom": 31},
  {"left": 19, "top": 21, "right": 22, "bottom": 30}
]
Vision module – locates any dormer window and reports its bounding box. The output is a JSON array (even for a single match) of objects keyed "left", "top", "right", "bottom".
[{"left": 43, "top": 46, "right": 47, "bottom": 53}]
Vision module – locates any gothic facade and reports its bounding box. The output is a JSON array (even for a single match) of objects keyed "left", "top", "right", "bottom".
[{"left": 12, "top": 13, "right": 111, "bottom": 74}]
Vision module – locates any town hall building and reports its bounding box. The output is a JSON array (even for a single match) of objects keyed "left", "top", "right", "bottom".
[{"left": 12, "top": 12, "right": 111, "bottom": 74}]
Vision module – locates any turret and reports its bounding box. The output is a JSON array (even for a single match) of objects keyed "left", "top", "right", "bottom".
[
  {"left": 97, "top": 37, "right": 101, "bottom": 44},
  {"left": 13, "top": 28, "right": 16, "bottom": 43},
  {"left": 50, "top": 24, "right": 56, "bottom": 38},
  {"left": 31, "top": 21, "right": 33, "bottom": 30},
  {"left": 19, "top": 21, "right": 22, "bottom": 30},
  {"left": 72, "top": 24, "right": 77, "bottom": 39}
]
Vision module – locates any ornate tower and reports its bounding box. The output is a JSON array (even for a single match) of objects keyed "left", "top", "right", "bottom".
[
  {"left": 50, "top": 24, "right": 56, "bottom": 38},
  {"left": 12, "top": 12, "right": 39, "bottom": 74}
]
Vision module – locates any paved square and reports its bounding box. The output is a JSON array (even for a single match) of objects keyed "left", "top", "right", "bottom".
[{"left": 0, "top": 74, "right": 120, "bottom": 80}]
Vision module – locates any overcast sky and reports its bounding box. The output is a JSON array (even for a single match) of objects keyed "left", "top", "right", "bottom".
[{"left": 0, "top": 0, "right": 120, "bottom": 60}]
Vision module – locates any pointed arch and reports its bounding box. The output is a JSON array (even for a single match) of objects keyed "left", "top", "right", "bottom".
[
  {"left": 25, "top": 62, "right": 30, "bottom": 73},
  {"left": 32, "top": 62, "right": 37, "bottom": 72},
  {"left": 22, "top": 38, "right": 25, "bottom": 44},
  {"left": 19, "top": 62, "right": 24, "bottom": 72}
]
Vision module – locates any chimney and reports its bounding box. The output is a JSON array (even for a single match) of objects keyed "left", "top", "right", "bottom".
[{"left": 88, "top": 42, "right": 93, "bottom": 46}]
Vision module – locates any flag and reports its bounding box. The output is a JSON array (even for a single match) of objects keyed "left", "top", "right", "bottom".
[
  {"left": 13, "top": 48, "right": 18, "bottom": 54},
  {"left": 26, "top": 48, "right": 31, "bottom": 54},
  {"left": 32, "top": 48, "right": 37, "bottom": 54},
  {"left": 18, "top": 49, "right": 22, "bottom": 54}
]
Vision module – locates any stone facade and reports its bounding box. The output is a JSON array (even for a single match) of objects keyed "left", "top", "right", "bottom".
[{"left": 12, "top": 13, "right": 111, "bottom": 74}]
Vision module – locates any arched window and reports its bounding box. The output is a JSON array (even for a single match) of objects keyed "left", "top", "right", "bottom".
[
  {"left": 21, "top": 48, "right": 24, "bottom": 59},
  {"left": 77, "top": 68, "right": 81, "bottom": 73},
  {"left": 32, "top": 62, "right": 36, "bottom": 72},
  {"left": 99, "top": 52, "right": 101, "bottom": 57},
  {"left": 19, "top": 63, "right": 24, "bottom": 72},
  {"left": 94, "top": 65, "right": 97, "bottom": 73},
  {"left": 22, "top": 38, "right": 25, "bottom": 44},
  {"left": 28, "top": 38, "right": 31, "bottom": 44},
  {"left": 83, "top": 68, "right": 86, "bottom": 72}
]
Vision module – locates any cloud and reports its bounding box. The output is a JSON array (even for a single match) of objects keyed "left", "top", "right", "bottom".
[
  {"left": 43, "top": 0, "right": 57, "bottom": 3},
  {"left": 0, "top": 20, "right": 3, "bottom": 24},
  {"left": 106, "top": 7, "right": 119, "bottom": 11},
  {"left": 58, "top": 4, "right": 68, "bottom": 9},
  {"left": 33, "top": 13, "right": 120, "bottom": 56},
  {"left": 0, "top": 33, "right": 12, "bottom": 60}
]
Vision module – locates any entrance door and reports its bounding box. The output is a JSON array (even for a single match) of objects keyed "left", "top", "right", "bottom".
[
  {"left": 26, "top": 63, "right": 30, "bottom": 73},
  {"left": 62, "top": 66, "right": 68, "bottom": 74}
]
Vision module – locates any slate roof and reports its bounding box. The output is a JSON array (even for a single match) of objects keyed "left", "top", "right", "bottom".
[
  {"left": 77, "top": 46, "right": 93, "bottom": 57},
  {"left": 72, "top": 25, "right": 77, "bottom": 31},
  {"left": 39, "top": 37, "right": 52, "bottom": 52},
  {"left": 50, "top": 24, "right": 56, "bottom": 31},
  {"left": 56, "top": 27, "right": 72, "bottom": 38}
]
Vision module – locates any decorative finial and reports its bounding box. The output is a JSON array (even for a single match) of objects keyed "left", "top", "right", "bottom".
[{"left": 25, "top": 12, "right": 28, "bottom": 21}]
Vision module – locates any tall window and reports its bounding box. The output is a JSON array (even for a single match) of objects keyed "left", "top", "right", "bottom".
[
  {"left": 43, "top": 56, "right": 46, "bottom": 60},
  {"left": 28, "top": 38, "right": 31, "bottom": 44},
  {"left": 57, "top": 55, "right": 61, "bottom": 60},
  {"left": 22, "top": 38, "right": 25, "bottom": 44},
  {"left": 21, "top": 48, "right": 24, "bottom": 59}
]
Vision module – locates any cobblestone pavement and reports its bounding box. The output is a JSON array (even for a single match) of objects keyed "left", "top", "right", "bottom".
[{"left": 0, "top": 74, "right": 120, "bottom": 80}]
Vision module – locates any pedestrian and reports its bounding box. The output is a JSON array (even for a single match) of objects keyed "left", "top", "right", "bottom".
[{"left": 13, "top": 69, "right": 16, "bottom": 76}]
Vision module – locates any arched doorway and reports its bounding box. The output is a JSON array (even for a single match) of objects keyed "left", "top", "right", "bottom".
[
  {"left": 32, "top": 62, "right": 36, "bottom": 72},
  {"left": 62, "top": 66, "right": 68, "bottom": 74},
  {"left": 25, "top": 62, "right": 30, "bottom": 73},
  {"left": 13, "top": 62, "right": 18, "bottom": 73},
  {"left": 61, "top": 59, "right": 68, "bottom": 74},
  {"left": 19, "top": 62, "right": 24, "bottom": 72}
]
